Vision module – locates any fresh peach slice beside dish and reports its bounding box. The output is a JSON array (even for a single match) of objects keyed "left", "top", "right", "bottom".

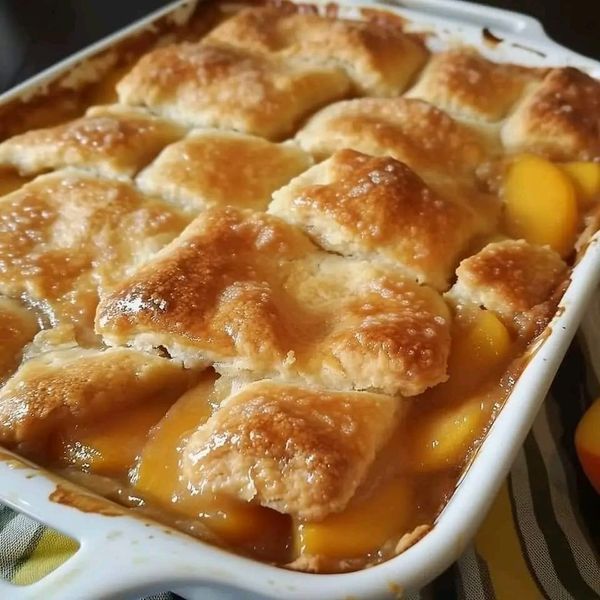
[{"left": 575, "top": 398, "right": 600, "bottom": 494}]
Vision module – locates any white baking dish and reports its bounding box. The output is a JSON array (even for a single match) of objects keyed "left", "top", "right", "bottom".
[{"left": 1, "top": 1, "right": 599, "bottom": 598}]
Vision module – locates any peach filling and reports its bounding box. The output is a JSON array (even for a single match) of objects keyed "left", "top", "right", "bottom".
[
  {"left": 410, "top": 310, "right": 512, "bottom": 467},
  {"left": 291, "top": 309, "right": 516, "bottom": 562}
]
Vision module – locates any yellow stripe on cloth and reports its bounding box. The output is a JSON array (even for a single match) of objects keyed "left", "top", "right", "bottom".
[
  {"left": 475, "top": 481, "right": 541, "bottom": 600},
  {"left": 11, "top": 528, "right": 78, "bottom": 586}
]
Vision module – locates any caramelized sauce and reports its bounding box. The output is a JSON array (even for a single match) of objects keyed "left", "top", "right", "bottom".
[{"left": 49, "top": 483, "right": 124, "bottom": 517}]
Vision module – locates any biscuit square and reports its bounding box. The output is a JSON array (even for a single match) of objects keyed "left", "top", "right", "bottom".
[
  {"left": 182, "top": 379, "right": 398, "bottom": 520},
  {"left": 205, "top": 6, "right": 428, "bottom": 96},
  {"left": 0, "top": 105, "right": 185, "bottom": 180},
  {"left": 295, "top": 97, "right": 500, "bottom": 177},
  {"left": 270, "top": 149, "right": 497, "bottom": 290},
  {"left": 0, "top": 171, "right": 189, "bottom": 333},
  {"left": 117, "top": 42, "right": 351, "bottom": 140},
  {"left": 137, "top": 130, "right": 312, "bottom": 214},
  {"left": 501, "top": 67, "right": 600, "bottom": 161},
  {"left": 406, "top": 47, "right": 542, "bottom": 122},
  {"left": 445, "top": 239, "right": 567, "bottom": 329}
]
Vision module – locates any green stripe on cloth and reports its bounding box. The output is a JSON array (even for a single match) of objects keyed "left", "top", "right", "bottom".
[
  {"left": 0, "top": 513, "right": 43, "bottom": 582},
  {"left": 11, "top": 528, "right": 78, "bottom": 586}
]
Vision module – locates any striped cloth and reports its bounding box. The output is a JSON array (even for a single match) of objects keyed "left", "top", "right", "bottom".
[{"left": 1, "top": 317, "right": 599, "bottom": 598}]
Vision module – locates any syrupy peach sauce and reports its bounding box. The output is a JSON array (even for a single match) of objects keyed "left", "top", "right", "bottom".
[{"left": 36, "top": 308, "right": 532, "bottom": 573}]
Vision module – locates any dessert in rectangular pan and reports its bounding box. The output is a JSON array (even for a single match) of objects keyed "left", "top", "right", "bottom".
[{"left": 1, "top": 0, "right": 599, "bottom": 575}]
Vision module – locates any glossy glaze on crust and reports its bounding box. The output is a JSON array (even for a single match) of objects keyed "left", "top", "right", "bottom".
[
  {"left": 0, "top": 297, "right": 38, "bottom": 383},
  {"left": 116, "top": 42, "right": 351, "bottom": 140},
  {"left": 406, "top": 47, "right": 543, "bottom": 122},
  {"left": 0, "top": 105, "right": 185, "bottom": 181},
  {"left": 295, "top": 97, "right": 500, "bottom": 177},
  {"left": 446, "top": 239, "right": 568, "bottom": 327},
  {"left": 96, "top": 207, "right": 451, "bottom": 395},
  {"left": 502, "top": 68, "right": 600, "bottom": 160},
  {"left": 182, "top": 380, "right": 398, "bottom": 520},
  {"left": 270, "top": 149, "right": 497, "bottom": 290},
  {"left": 136, "top": 130, "right": 312, "bottom": 214},
  {"left": 205, "top": 5, "right": 428, "bottom": 96},
  {"left": 0, "top": 345, "right": 193, "bottom": 450},
  {"left": 0, "top": 171, "right": 189, "bottom": 333}
]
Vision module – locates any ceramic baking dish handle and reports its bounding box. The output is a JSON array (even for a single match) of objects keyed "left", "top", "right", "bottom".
[
  {"left": 0, "top": 454, "right": 189, "bottom": 600},
  {"left": 356, "top": 0, "right": 597, "bottom": 66}
]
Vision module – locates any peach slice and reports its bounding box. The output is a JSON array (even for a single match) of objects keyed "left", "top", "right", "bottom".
[
  {"left": 448, "top": 309, "right": 512, "bottom": 394},
  {"left": 295, "top": 478, "right": 413, "bottom": 559},
  {"left": 561, "top": 162, "right": 600, "bottom": 206},
  {"left": 503, "top": 154, "right": 578, "bottom": 257},
  {"left": 575, "top": 399, "right": 600, "bottom": 494},
  {"left": 409, "top": 396, "right": 489, "bottom": 472},
  {"left": 134, "top": 378, "right": 214, "bottom": 504},
  {"left": 410, "top": 310, "right": 509, "bottom": 472},
  {"left": 429, "top": 308, "right": 512, "bottom": 402},
  {"left": 52, "top": 398, "right": 174, "bottom": 476}
]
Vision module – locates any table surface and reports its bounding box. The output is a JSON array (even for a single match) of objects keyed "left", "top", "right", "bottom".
[{"left": 0, "top": 0, "right": 599, "bottom": 94}]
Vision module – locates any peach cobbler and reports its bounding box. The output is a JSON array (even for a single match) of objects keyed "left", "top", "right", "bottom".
[{"left": 0, "top": 0, "right": 599, "bottom": 573}]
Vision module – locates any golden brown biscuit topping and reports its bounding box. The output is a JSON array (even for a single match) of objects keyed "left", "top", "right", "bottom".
[
  {"left": 295, "top": 97, "right": 500, "bottom": 177},
  {"left": 502, "top": 67, "right": 600, "bottom": 160},
  {"left": 137, "top": 130, "right": 312, "bottom": 214},
  {"left": 0, "top": 105, "right": 185, "bottom": 180},
  {"left": 205, "top": 5, "right": 428, "bottom": 95},
  {"left": 96, "top": 207, "right": 451, "bottom": 395},
  {"left": 446, "top": 239, "right": 568, "bottom": 328},
  {"left": 406, "top": 47, "right": 542, "bottom": 121},
  {"left": 117, "top": 41, "right": 351, "bottom": 139},
  {"left": 0, "top": 171, "right": 188, "bottom": 333},
  {"left": 270, "top": 149, "right": 496, "bottom": 289}
]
